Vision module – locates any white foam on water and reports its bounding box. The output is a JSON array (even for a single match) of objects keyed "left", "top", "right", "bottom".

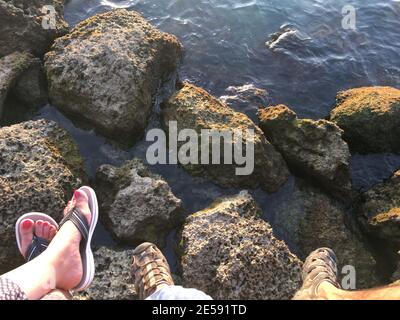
[{"left": 100, "top": 0, "right": 138, "bottom": 9}]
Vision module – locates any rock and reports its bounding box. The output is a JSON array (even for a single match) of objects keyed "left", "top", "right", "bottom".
[
  {"left": 74, "top": 247, "right": 136, "bottom": 300},
  {"left": 0, "top": 52, "right": 47, "bottom": 117},
  {"left": 219, "top": 84, "right": 269, "bottom": 114},
  {"left": 330, "top": 87, "right": 400, "bottom": 153},
  {"left": 392, "top": 262, "right": 400, "bottom": 283},
  {"left": 179, "top": 191, "right": 302, "bottom": 300},
  {"left": 357, "top": 169, "right": 400, "bottom": 248},
  {"left": 258, "top": 104, "right": 352, "bottom": 199},
  {"left": 0, "top": 0, "right": 68, "bottom": 57},
  {"left": 0, "top": 119, "right": 85, "bottom": 273},
  {"left": 10, "top": 58, "right": 48, "bottom": 108},
  {"left": 45, "top": 9, "right": 182, "bottom": 141},
  {"left": 265, "top": 24, "right": 308, "bottom": 51},
  {"left": 273, "top": 178, "right": 378, "bottom": 289},
  {"left": 96, "top": 159, "right": 185, "bottom": 247},
  {"left": 162, "top": 82, "right": 289, "bottom": 193}
]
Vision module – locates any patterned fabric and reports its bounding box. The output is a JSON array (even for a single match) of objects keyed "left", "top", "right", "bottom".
[{"left": 0, "top": 277, "right": 28, "bottom": 300}]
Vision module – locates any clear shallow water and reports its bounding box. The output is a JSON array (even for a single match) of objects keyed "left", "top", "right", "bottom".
[
  {"left": 64, "top": 0, "right": 400, "bottom": 118},
  {"left": 32, "top": 1, "right": 400, "bottom": 269}
]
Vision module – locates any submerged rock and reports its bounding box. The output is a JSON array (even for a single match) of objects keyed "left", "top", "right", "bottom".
[
  {"left": 162, "top": 82, "right": 289, "bottom": 193},
  {"left": 179, "top": 191, "right": 302, "bottom": 300},
  {"left": 330, "top": 87, "right": 400, "bottom": 153},
  {"left": 0, "top": 52, "right": 47, "bottom": 117},
  {"left": 96, "top": 159, "right": 185, "bottom": 247},
  {"left": 0, "top": 119, "right": 85, "bottom": 273},
  {"left": 265, "top": 25, "right": 301, "bottom": 50},
  {"left": 74, "top": 247, "right": 136, "bottom": 300},
  {"left": 258, "top": 104, "right": 352, "bottom": 199},
  {"left": 45, "top": 9, "right": 182, "bottom": 142},
  {"left": 357, "top": 169, "right": 400, "bottom": 248},
  {"left": 0, "top": 0, "right": 68, "bottom": 57},
  {"left": 273, "top": 178, "right": 378, "bottom": 289},
  {"left": 220, "top": 84, "right": 269, "bottom": 114}
]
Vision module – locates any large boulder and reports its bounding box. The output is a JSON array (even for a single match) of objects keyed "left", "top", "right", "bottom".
[
  {"left": 273, "top": 178, "right": 378, "bottom": 289},
  {"left": 0, "top": 0, "right": 68, "bottom": 57},
  {"left": 258, "top": 104, "right": 352, "bottom": 198},
  {"left": 161, "top": 82, "right": 289, "bottom": 193},
  {"left": 96, "top": 159, "right": 185, "bottom": 247},
  {"left": 0, "top": 52, "right": 47, "bottom": 117},
  {"left": 0, "top": 119, "right": 85, "bottom": 273},
  {"left": 356, "top": 169, "right": 400, "bottom": 248},
  {"left": 45, "top": 9, "right": 182, "bottom": 141},
  {"left": 330, "top": 87, "right": 400, "bottom": 153},
  {"left": 75, "top": 247, "right": 136, "bottom": 300},
  {"left": 179, "top": 191, "right": 302, "bottom": 300}
]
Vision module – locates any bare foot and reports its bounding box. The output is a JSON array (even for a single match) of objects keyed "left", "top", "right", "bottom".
[
  {"left": 42, "top": 190, "right": 92, "bottom": 291},
  {"left": 19, "top": 219, "right": 57, "bottom": 259}
]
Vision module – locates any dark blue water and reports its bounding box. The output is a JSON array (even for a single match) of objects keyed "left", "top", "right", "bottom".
[{"left": 32, "top": 1, "right": 400, "bottom": 268}]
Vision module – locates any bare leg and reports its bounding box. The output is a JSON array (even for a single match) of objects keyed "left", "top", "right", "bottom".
[
  {"left": 1, "top": 190, "right": 92, "bottom": 300},
  {"left": 318, "top": 281, "right": 400, "bottom": 300}
]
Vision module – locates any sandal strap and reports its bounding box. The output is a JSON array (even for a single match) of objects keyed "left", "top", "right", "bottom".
[
  {"left": 59, "top": 207, "right": 89, "bottom": 242},
  {"left": 26, "top": 235, "right": 50, "bottom": 262},
  {"left": 59, "top": 206, "right": 90, "bottom": 290},
  {"left": 294, "top": 248, "right": 341, "bottom": 299}
]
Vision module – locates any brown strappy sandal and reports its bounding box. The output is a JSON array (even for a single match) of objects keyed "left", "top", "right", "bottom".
[
  {"left": 292, "top": 247, "right": 341, "bottom": 300},
  {"left": 130, "top": 242, "right": 174, "bottom": 299}
]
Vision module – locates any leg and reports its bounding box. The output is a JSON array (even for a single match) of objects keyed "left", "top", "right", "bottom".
[
  {"left": 131, "top": 242, "right": 212, "bottom": 300},
  {"left": 0, "top": 190, "right": 92, "bottom": 300},
  {"left": 294, "top": 247, "right": 400, "bottom": 300},
  {"left": 318, "top": 282, "right": 400, "bottom": 300}
]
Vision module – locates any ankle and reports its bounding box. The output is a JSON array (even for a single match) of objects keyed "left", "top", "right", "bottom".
[{"left": 317, "top": 281, "right": 346, "bottom": 300}]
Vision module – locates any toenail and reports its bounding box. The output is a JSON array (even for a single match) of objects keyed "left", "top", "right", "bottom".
[
  {"left": 22, "top": 220, "right": 32, "bottom": 230},
  {"left": 74, "top": 190, "right": 83, "bottom": 200}
]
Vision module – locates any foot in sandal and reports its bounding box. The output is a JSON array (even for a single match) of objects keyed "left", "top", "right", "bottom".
[
  {"left": 40, "top": 187, "right": 98, "bottom": 292},
  {"left": 131, "top": 242, "right": 175, "bottom": 299},
  {"left": 292, "top": 248, "right": 342, "bottom": 300},
  {"left": 17, "top": 215, "right": 58, "bottom": 261}
]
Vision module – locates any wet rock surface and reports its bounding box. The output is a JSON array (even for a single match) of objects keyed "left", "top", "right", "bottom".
[
  {"left": 0, "top": 0, "right": 68, "bottom": 57},
  {"left": 179, "top": 191, "right": 302, "bottom": 300},
  {"left": 96, "top": 159, "right": 185, "bottom": 247},
  {"left": 162, "top": 82, "right": 290, "bottom": 193},
  {"left": 258, "top": 104, "right": 352, "bottom": 199},
  {"left": 330, "top": 87, "right": 400, "bottom": 153},
  {"left": 0, "top": 119, "right": 85, "bottom": 273},
  {"left": 273, "top": 178, "right": 378, "bottom": 289},
  {"left": 45, "top": 9, "right": 182, "bottom": 142}
]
